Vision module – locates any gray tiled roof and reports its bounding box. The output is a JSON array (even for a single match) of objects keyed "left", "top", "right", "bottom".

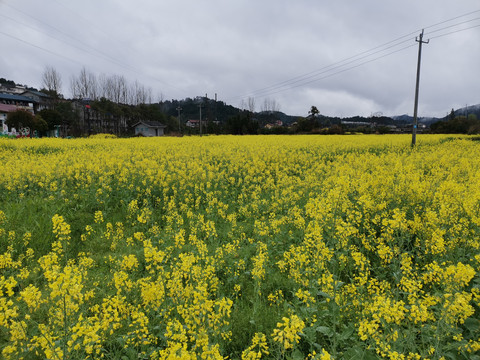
[
  {"left": 0, "top": 93, "right": 37, "bottom": 103},
  {"left": 133, "top": 121, "right": 166, "bottom": 128}
]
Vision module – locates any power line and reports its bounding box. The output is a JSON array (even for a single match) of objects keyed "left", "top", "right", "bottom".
[
  {"left": 2, "top": 3, "right": 114, "bottom": 61},
  {"left": 429, "top": 23, "right": 480, "bottom": 40},
  {"left": 226, "top": 9, "right": 480, "bottom": 104},
  {"left": 225, "top": 35, "right": 416, "bottom": 102},
  {"left": 423, "top": 9, "right": 480, "bottom": 31},
  {"left": 0, "top": 30, "right": 84, "bottom": 65},
  {"left": 252, "top": 44, "right": 417, "bottom": 99},
  {"left": 1, "top": 2, "right": 182, "bottom": 91},
  {"left": 427, "top": 16, "right": 480, "bottom": 35},
  {"left": 49, "top": 0, "right": 129, "bottom": 50},
  {"left": 0, "top": 13, "right": 130, "bottom": 69}
]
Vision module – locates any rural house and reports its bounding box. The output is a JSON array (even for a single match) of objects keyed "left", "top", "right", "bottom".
[
  {"left": 0, "top": 93, "right": 35, "bottom": 113},
  {"left": 20, "top": 90, "right": 51, "bottom": 112},
  {"left": 0, "top": 104, "right": 18, "bottom": 134},
  {"left": 133, "top": 120, "right": 166, "bottom": 136}
]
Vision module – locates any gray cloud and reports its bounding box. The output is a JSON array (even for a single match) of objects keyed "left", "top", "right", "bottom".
[{"left": 1, "top": 0, "right": 479, "bottom": 117}]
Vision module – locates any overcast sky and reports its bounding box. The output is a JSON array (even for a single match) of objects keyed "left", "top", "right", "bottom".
[{"left": 1, "top": 0, "right": 479, "bottom": 117}]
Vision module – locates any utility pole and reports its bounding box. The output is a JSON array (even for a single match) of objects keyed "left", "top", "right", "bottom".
[
  {"left": 176, "top": 106, "right": 182, "bottom": 133},
  {"left": 215, "top": 93, "right": 218, "bottom": 124},
  {"left": 198, "top": 103, "right": 203, "bottom": 136},
  {"left": 412, "top": 29, "right": 429, "bottom": 146}
]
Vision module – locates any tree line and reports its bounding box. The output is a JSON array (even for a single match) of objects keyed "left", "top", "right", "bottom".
[
  {"left": 5, "top": 66, "right": 480, "bottom": 137},
  {"left": 42, "top": 66, "right": 158, "bottom": 105},
  {"left": 430, "top": 109, "right": 480, "bottom": 134}
]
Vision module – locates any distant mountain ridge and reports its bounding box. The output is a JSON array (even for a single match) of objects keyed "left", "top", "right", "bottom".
[{"left": 392, "top": 103, "right": 480, "bottom": 125}]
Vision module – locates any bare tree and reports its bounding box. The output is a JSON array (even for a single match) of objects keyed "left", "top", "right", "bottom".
[
  {"left": 261, "top": 98, "right": 280, "bottom": 113},
  {"left": 70, "top": 74, "right": 80, "bottom": 99},
  {"left": 129, "top": 82, "right": 137, "bottom": 105},
  {"left": 130, "top": 80, "right": 152, "bottom": 105},
  {"left": 115, "top": 75, "right": 128, "bottom": 104},
  {"left": 271, "top": 98, "right": 280, "bottom": 113},
  {"left": 248, "top": 97, "right": 256, "bottom": 113},
  {"left": 97, "top": 73, "right": 111, "bottom": 100},
  {"left": 70, "top": 67, "right": 98, "bottom": 100},
  {"left": 239, "top": 99, "right": 247, "bottom": 111},
  {"left": 71, "top": 68, "right": 153, "bottom": 106},
  {"left": 41, "top": 66, "right": 62, "bottom": 97},
  {"left": 145, "top": 86, "right": 153, "bottom": 104}
]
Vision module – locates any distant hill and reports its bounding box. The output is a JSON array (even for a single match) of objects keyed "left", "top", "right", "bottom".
[
  {"left": 3, "top": 75, "right": 479, "bottom": 130},
  {"left": 451, "top": 104, "right": 480, "bottom": 119},
  {"left": 392, "top": 103, "right": 480, "bottom": 126},
  {"left": 391, "top": 114, "right": 440, "bottom": 125}
]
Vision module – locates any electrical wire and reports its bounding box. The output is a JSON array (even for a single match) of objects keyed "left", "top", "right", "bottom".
[
  {"left": 227, "top": 37, "right": 415, "bottom": 102},
  {"left": 423, "top": 9, "right": 480, "bottom": 31},
  {"left": 230, "top": 33, "right": 418, "bottom": 100},
  {"left": 1, "top": 2, "right": 182, "bottom": 91},
  {"left": 0, "top": 30, "right": 84, "bottom": 65},
  {"left": 226, "top": 10, "right": 480, "bottom": 104},
  {"left": 429, "top": 23, "right": 480, "bottom": 40},
  {"left": 252, "top": 44, "right": 417, "bottom": 99},
  {"left": 1, "top": 2, "right": 479, "bottom": 102},
  {"left": 0, "top": 13, "right": 131, "bottom": 70}
]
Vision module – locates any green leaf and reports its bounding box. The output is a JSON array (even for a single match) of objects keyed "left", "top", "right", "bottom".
[
  {"left": 343, "top": 347, "right": 377, "bottom": 360},
  {"left": 327, "top": 300, "right": 340, "bottom": 316},
  {"left": 302, "top": 326, "right": 316, "bottom": 341},
  {"left": 317, "top": 291, "right": 333, "bottom": 299},
  {"left": 292, "top": 349, "right": 304, "bottom": 360},
  {"left": 338, "top": 324, "right": 356, "bottom": 341},
  {"left": 316, "top": 326, "right": 334, "bottom": 337},
  {"left": 343, "top": 348, "right": 363, "bottom": 360},
  {"left": 464, "top": 317, "right": 480, "bottom": 333}
]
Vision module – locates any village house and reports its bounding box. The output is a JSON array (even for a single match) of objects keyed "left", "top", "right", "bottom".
[
  {"left": 0, "top": 94, "right": 36, "bottom": 135},
  {"left": 0, "top": 93, "right": 35, "bottom": 113},
  {"left": 133, "top": 120, "right": 166, "bottom": 136},
  {"left": 185, "top": 119, "right": 208, "bottom": 128},
  {"left": 264, "top": 120, "right": 283, "bottom": 129},
  {"left": 20, "top": 90, "right": 51, "bottom": 112},
  {"left": 0, "top": 84, "right": 27, "bottom": 95},
  {"left": 0, "top": 104, "right": 18, "bottom": 134}
]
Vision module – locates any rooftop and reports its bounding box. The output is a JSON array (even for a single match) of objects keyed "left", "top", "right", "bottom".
[{"left": 0, "top": 93, "right": 37, "bottom": 103}]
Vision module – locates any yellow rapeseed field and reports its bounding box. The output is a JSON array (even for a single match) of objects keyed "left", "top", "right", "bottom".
[{"left": 0, "top": 134, "right": 480, "bottom": 359}]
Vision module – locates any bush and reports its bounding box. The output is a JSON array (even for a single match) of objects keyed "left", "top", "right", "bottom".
[{"left": 88, "top": 133, "right": 117, "bottom": 139}]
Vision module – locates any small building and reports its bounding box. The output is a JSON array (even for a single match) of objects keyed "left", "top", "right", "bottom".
[
  {"left": 0, "top": 93, "right": 35, "bottom": 113},
  {"left": 186, "top": 119, "right": 199, "bottom": 128},
  {"left": 264, "top": 120, "right": 283, "bottom": 129},
  {"left": 0, "top": 84, "right": 27, "bottom": 95},
  {"left": 0, "top": 103, "right": 21, "bottom": 135},
  {"left": 21, "top": 90, "right": 51, "bottom": 112},
  {"left": 133, "top": 121, "right": 166, "bottom": 137},
  {"left": 185, "top": 119, "right": 207, "bottom": 128}
]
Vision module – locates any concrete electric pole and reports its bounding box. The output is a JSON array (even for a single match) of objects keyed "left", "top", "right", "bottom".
[
  {"left": 412, "top": 29, "right": 429, "bottom": 146},
  {"left": 176, "top": 106, "right": 182, "bottom": 133}
]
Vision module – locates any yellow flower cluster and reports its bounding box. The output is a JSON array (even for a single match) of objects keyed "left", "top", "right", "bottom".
[
  {"left": 272, "top": 314, "right": 305, "bottom": 350},
  {"left": 0, "top": 134, "right": 480, "bottom": 359}
]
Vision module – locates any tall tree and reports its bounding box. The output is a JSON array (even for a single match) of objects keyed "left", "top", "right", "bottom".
[
  {"left": 6, "top": 110, "right": 35, "bottom": 130},
  {"left": 70, "top": 67, "right": 97, "bottom": 100},
  {"left": 6, "top": 110, "right": 46, "bottom": 134},
  {"left": 38, "top": 109, "right": 62, "bottom": 130},
  {"left": 41, "top": 66, "right": 63, "bottom": 98},
  {"left": 261, "top": 98, "right": 280, "bottom": 113},
  {"left": 308, "top": 106, "right": 319, "bottom": 118},
  {"left": 248, "top": 97, "right": 256, "bottom": 113}
]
